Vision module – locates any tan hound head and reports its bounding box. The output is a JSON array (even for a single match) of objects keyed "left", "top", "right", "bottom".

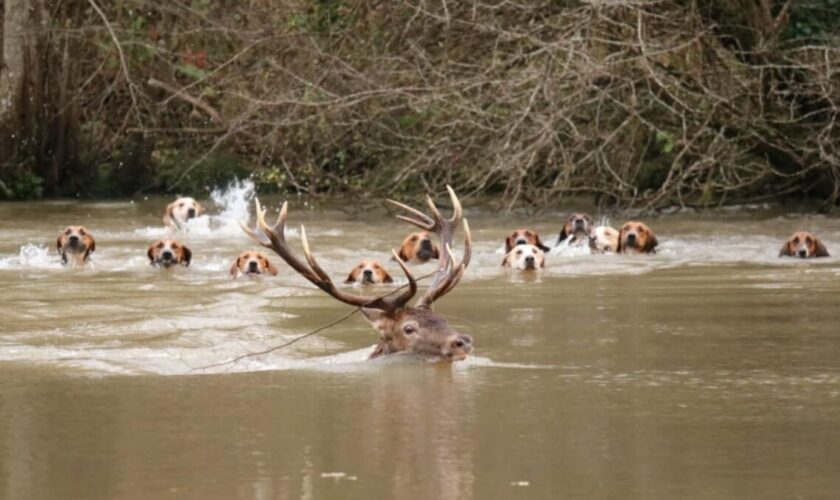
[
  {"left": 779, "top": 231, "right": 829, "bottom": 259},
  {"left": 617, "top": 222, "right": 658, "bottom": 254},
  {"left": 344, "top": 259, "right": 394, "bottom": 285},
  {"left": 501, "top": 244, "right": 545, "bottom": 270},
  {"left": 147, "top": 239, "right": 192, "bottom": 268},
  {"left": 164, "top": 197, "right": 202, "bottom": 229},
  {"left": 557, "top": 213, "right": 594, "bottom": 245},
  {"left": 229, "top": 251, "right": 279, "bottom": 278},
  {"left": 589, "top": 226, "right": 619, "bottom": 254},
  {"left": 56, "top": 226, "right": 96, "bottom": 265},
  {"left": 396, "top": 231, "right": 440, "bottom": 264}
]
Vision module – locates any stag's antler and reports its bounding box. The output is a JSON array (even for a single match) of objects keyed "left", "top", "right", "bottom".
[
  {"left": 387, "top": 185, "right": 471, "bottom": 309},
  {"left": 240, "top": 199, "right": 417, "bottom": 313}
]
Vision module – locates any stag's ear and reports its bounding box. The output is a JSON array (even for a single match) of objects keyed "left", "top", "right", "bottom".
[
  {"left": 534, "top": 234, "right": 551, "bottom": 252},
  {"left": 815, "top": 239, "right": 830, "bottom": 257},
  {"left": 265, "top": 258, "right": 279, "bottom": 275},
  {"left": 504, "top": 234, "right": 515, "bottom": 253},
  {"left": 360, "top": 308, "right": 393, "bottom": 331},
  {"left": 779, "top": 240, "right": 793, "bottom": 257},
  {"left": 229, "top": 257, "right": 240, "bottom": 278},
  {"left": 181, "top": 245, "right": 192, "bottom": 267}
]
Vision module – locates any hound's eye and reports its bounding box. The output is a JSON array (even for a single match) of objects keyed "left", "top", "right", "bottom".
[
  {"left": 172, "top": 243, "right": 179, "bottom": 249},
  {"left": 806, "top": 237, "right": 813, "bottom": 244},
  {"left": 79, "top": 229, "right": 86, "bottom": 235},
  {"left": 156, "top": 242, "right": 164, "bottom": 249},
  {"left": 793, "top": 237, "right": 800, "bottom": 244},
  {"left": 623, "top": 225, "right": 631, "bottom": 230},
  {"left": 65, "top": 229, "right": 72, "bottom": 235},
  {"left": 409, "top": 235, "right": 418, "bottom": 242},
  {"left": 403, "top": 324, "right": 416, "bottom": 335},
  {"left": 179, "top": 203, "right": 185, "bottom": 208},
  {"left": 516, "top": 250, "right": 523, "bottom": 256},
  {"left": 638, "top": 227, "right": 646, "bottom": 233}
]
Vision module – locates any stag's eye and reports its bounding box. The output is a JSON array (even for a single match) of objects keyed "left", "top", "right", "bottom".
[{"left": 403, "top": 324, "right": 416, "bottom": 335}]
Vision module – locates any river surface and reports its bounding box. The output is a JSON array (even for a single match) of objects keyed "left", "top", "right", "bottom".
[{"left": 1, "top": 182, "right": 840, "bottom": 499}]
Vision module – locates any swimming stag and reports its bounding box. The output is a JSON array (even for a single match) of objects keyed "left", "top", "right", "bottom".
[{"left": 240, "top": 186, "right": 473, "bottom": 362}]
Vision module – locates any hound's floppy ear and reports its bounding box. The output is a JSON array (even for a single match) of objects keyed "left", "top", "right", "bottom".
[
  {"left": 431, "top": 244, "right": 440, "bottom": 260},
  {"left": 181, "top": 245, "right": 193, "bottom": 267},
  {"left": 500, "top": 252, "right": 512, "bottom": 267},
  {"left": 229, "top": 257, "right": 241, "bottom": 278},
  {"left": 56, "top": 235, "right": 63, "bottom": 252},
  {"left": 163, "top": 203, "right": 175, "bottom": 226},
  {"left": 395, "top": 247, "right": 410, "bottom": 262},
  {"left": 381, "top": 269, "right": 394, "bottom": 283},
  {"left": 344, "top": 269, "right": 357, "bottom": 283},
  {"left": 556, "top": 227, "right": 569, "bottom": 245},
  {"left": 815, "top": 238, "right": 830, "bottom": 257},
  {"left": 87, "top": 236, "right": 96, "bottom": 254},
  {"left": 615, "top": 228, "right": 624, "bottom": 253},
  {"left": 534, "top": 234, "right": 551, "bottom": 252},
  {"left": 147, "top": 244, "right": 156, "bottom": 264},
  {"left": 265, "top": 258, "right": 279, "bottom": 276},
  {"left": 505, "top": 234, "right": 515, "bottom": 254},
  {"left": 644, "top": 233, "right": 658, "bottom": 254},
  {"left": 779, "top": 240, "right": 794, "bottom": 257}
]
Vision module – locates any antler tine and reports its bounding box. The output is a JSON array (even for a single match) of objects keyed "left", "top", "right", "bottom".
[
  {"left": 387, "top": 199, "right": 435, "bottom": 230},
  {"left": 300, "top": 226, "right": 331, "bottom": 283},
  {"left": 389, "top": 250, "right": 418, "bottom": 308},
  {"left": 417, "top": 217, "right": 472, "bottom": 308}
]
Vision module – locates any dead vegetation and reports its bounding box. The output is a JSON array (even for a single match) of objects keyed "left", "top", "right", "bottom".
[{"left": 1, "top": 0, "right": 839, "bottom": 210}]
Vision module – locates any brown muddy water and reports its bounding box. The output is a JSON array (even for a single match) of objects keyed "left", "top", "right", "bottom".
[{"left": 1, "top": 181, "right": 840, "bottom": 499}]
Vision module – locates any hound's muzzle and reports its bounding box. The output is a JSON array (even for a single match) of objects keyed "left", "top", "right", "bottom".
[{"left": 417, "top": 239, "right": 435, "bottom": 260}]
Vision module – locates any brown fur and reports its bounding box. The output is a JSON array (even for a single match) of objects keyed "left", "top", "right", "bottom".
[
  {"left": 344, "top": 259, "right": 394, "bottom": 284},
  {"left": 363, "top": 307, "right": 473, "bottom": 361},
  {"left": 504, "top": 228, "right": 551, "bottom": 253},
  {"left": 617, "top": 221, "right": 658, "bottom": 254},
  {"left": 779, "top": 231, "right": 829, "bottom": 258},
  {"left": 229, "top": 251, "right": 279, "bottom": 278},
  {"left": 395, "top": 231, "right": 440, "bottom": 264},
  {"left": 147, "top": 239, "right": 192, "bottom": 268},
  {"left": 56, "top": 226, "right": 96, "bottom": 265}
]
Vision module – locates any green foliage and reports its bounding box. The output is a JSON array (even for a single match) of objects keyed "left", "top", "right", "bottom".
[
  {"left": 152, "top": 150, "right": 253, "bottom": 193},
  {"left": 784, "top": 0, "right": 840, "bottom": 41},
  {"left": 0, "top": 172, "right": 44, "bottom": 200}
]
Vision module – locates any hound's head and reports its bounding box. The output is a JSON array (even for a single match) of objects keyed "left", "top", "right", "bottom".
[
  {"left": 344, "top": 259, "right": 394, "bottom": 285},
  {"left": 147, "top": 239, "right": 192, "bottom": 268},
  {"left": 558, "top": 212, "right": 594, "bottom": 245},
  {"left": 505, "top": 228, "right": 551, "bottom": 253},
  {"left": 396, "top": 231, "right": 440, "bottom": 264},
  {"left": 56, "top": 226, "right": 96, "bottom": 265},
  {"left": 501, "top": 244, "right": 545, "bottom": 270},
  {"left": 779, "top": 231, "right": 829, "bottom": 259},
  {"left": 229, "top": 250, "right": 279, "bottom": 278},
  {"left": 589, "top": 226, "right": 619, "bottom": 254},
  {"left": 164, "top": 197, "right": 202, "bottom": 228},
  {"left": 617, "top": 222, "right": 658, "bottom": 254}
]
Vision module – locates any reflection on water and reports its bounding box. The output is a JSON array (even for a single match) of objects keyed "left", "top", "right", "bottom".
[{"left": 1, "top": 188, "right": 840, "bottom": 499}]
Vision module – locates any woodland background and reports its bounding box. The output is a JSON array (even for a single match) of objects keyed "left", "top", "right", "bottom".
[{"left": 1, "top": 0, "right": 840, "bottom": 211}]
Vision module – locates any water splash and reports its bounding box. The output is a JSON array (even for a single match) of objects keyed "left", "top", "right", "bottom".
[{"left": 0, "top": 244, "right": 61, "bottom": 270}]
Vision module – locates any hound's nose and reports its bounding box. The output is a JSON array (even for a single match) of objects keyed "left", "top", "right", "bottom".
[
  {"left": 575, "top": 219, "right": 585, "bottom": 228},
  {"left": 626, "top": 233, "right": 637, "bottom": 245},
  {"left": 68, "top": 235, "right": 79, "bottom": 244},
  {"left": 248, "top": 261, "right": 259, "bottom": 272},
  {"left": 363, "top": 269, "right": 373, "bottom": 280},
  {"left": 798, "top": 248, "right": 808, "bottom": 258},
  {"left": 420, "top": 239, "right": 433, "bottom": 250},
  {"left": 187, "top": 208, "right": 196, "bottom": 218},
  {"left": 515, "top": 238, "right": 527, "bottom": 246},
  {"left": 161, "top": 250, "right": 173, "bottom": 260}
]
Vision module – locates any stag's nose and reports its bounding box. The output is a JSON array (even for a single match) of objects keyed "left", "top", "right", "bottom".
[
  {"left": 187, "top": 208, "right": 196, "bottom": 218},
  {"left": 448, "top": 334, "right": 473, "bottom": 356},
  {"left": 798, "top": 248, "right": 808, "bottom": 258},
  {"left": 248, "top": 260, "right": 259, "bottom": 272}
]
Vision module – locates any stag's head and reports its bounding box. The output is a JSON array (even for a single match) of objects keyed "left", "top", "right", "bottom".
[{"left": 240, "top": 186, "right": 473, "bottom": 361}]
